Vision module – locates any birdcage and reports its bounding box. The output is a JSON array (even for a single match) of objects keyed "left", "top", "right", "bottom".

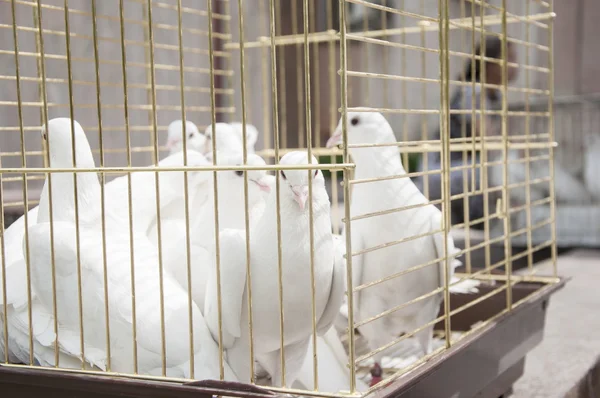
[{"left": 0, "top": 0, "right": 566, "bottom": 397}]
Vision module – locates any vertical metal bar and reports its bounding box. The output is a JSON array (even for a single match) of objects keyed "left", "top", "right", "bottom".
[
  {"left": 145, "top": 0, "right": 168, "bottom": 375},
  {"left": 310, "top": 0, "right": 321, "bottom": 148},
  {"left": 34, "top": 0, "right": 58, "bottom": 367},
  {"left": 479, "top": 2, "right": 491, "bottom": 274},
  {"left": 63, "top": 0, "right": 86, "bottom": 369},
  {"left": 401, "top": 0, "right": 409, "bottom": 170},
  {"left": 10, "top": 0, "right": 34, "bottom": 365},
  {"left": 327, "top": 0, "right": 339, "bottom": 234},
  {"left": 438, "top": 0, "right": 452, "bottom": 349},
  {"left": 0, "top": 153, "right": 6, "bottom": 364},
  {"left": 381, "top": 0, "right": 389, "bottom": 112},
  {"left": 90, "top": 0, "right": 111, "bottom": 371},
  {"left": 175, "top": 0, "right": 194, "bottom": 378},
  {"left": 118, "top": 0, "right": 138, "bottom": 373},
  {"left": 32, "top": 6, "right": 47, "bottom": 169},
  {"left": 459, "top": 0, "right": 472, "bottom": 267},
  {"left": 546, "top": 1, "right": 557, "bottom": 277},
  {"left": 293, "top": 0, "right": 304, "bottom": 148},
  {"left": 524, "top": 1, "right": 534, "bottom": 274},
  {"left": 362, "top": 0, "right": 369, "bottom": 105},
  {"left": 339, "top": 0, "right": 356, "bottom": 393},
  {"left": 260, "top": 0, "right": 270, "bottom": 144},
  {"left": 233, "top": 0, "right": 255, "bottom": 382},
  {"left": 276, "top": 0, "right": 288, "bottom": 149},
  {"left": 268, "top": 0, "right": 285, "bottom": 387},
  {"left": 500, "top": 0, "right": 512, "bottom": 310},
  {"left": 420, "top": 17, "right": 429, "bottom": 200},
  {"left": 207, "top": 0, "right": 227, "bottom": 381},
  {"left": 302, "top": 0, "right": 318, "bottom": 389}
]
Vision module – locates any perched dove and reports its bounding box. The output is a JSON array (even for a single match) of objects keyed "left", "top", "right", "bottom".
[
  {"left": 326, "top": 111, "right": 477, "bottom": 386},
  {"left": 165, "top": 119, "right": 205, "bottom": 155},
  {"left": 204, "top": 151, "right": 345, "bottom": 387},
  {"left": 0, "top": 119, "right": 96, "bottom": 368},
  {"left": 163, "top": 152, "right": 272, "bottom": 311},
  {"left": 103, "top": 150, "right": 212, "bottom": 249},
  {"left": 230, "top": 122, "right": 259, "bottom": 154},
  {"left": 203, "top": 123, "right": 256, "bottom": 159},
  {"left": 26, "top": 118, "right": 236, "bottom": 380}
]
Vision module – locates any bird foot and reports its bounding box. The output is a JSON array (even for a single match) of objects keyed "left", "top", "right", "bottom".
[{"left": 369, "top": 362, "right": 383, "bottom": 387}]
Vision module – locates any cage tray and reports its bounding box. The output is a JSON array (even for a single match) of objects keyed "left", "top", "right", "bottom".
[
  {"left": 0, "top": 279, "right": 565, "bottom": 398},
  {"left": 371, "top": 279, "right": 566, "bottom": 398}
]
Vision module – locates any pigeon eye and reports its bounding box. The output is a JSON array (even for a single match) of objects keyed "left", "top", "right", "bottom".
[
  {"left": 314, "top": 170, "right": 318, "bottom": 177},
  {"left": 235, "top": 170, "right": 244, "bottom": 177},
  {"left": 351, "top": 117, "right": 359, "bottom": 126},
  {"left": 281, "top": 170, "right": 287, "bottom": 180},
  {"left": 188, "top": 133, "right": 194, "bottom": 139}
]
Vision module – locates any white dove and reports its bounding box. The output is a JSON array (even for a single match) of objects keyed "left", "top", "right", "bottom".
[
  {"left": 0, "top": 118, "right": 96, "bottom": 368},
  {"left": 326, "top": 111, "right": 478, "bottom": 386},
  {"left": 203, "top": 123, "right": 256, "bottom": 159},
  {"left": 103, "top": 150, "right": 212, "bottom": 250},
  {"left": 27, "top": 117, "right": 236, "bottom": 380},
  {"left": 165, "top": 119, "right": 205, "bottom": 155},
  {"left": 163, "top": 152, "right": 272, "bottom": 312},
  {"left": 230, "top": 122, "right": 259, "bottom": 154},
  {"left": 204, "top": 151, "right": 345, "bottom": 387},
  {"left": 584, "top": 134, "right": 600, "bottom": 201}
]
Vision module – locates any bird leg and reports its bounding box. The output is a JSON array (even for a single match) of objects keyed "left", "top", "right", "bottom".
[{"left": 369, "top": 362, "right": 383, "bottom": 387}]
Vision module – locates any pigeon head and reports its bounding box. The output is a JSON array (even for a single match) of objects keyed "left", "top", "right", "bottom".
[
  {"left": 204, "top": 123, "right": 244, "bottom": 158},
  {"left": 278, "top": 151, "right": 324, "bottom": 211},
  {"left": 42, "top": 117, "right": 95, "bottom": 168},
  {"left": 326, "top": 111, "right": 395, "bottom": 149},
  {"left": 166, "top": 119, "right": 205, "bottom": 154},
  {"left": 217, "top": 152, "right": 272, "bottom": 205},
  {"left": 230, "top": 122, "right": 259, "bottom": 150}
]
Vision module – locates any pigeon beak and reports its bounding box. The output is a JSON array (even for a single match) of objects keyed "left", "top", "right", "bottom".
[
  {"left": 291, "top": 185, "right": 309, "bottom": 210},
  {"left": 326, "top": 126, "right": 343, "bottom": 149}
]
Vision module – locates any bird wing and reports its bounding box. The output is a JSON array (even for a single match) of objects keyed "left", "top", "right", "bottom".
[
  {"left": 316, "top": 235, "right": 347, "bottom": 336},
  {"left": 204, "top": 228, "right": 248, "bottom": 349},
  {"left": 27, "top": 221, "right": 108, "bottom": 370},
  {"left": 430, "top": 210, "right": 480, "bottom": 294}
]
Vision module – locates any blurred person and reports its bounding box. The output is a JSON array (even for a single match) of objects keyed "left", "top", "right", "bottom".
[{"left": 415, "top": 36, "right": 518, "bottom": 229}]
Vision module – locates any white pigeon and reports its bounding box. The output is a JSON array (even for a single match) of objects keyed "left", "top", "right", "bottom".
[
  {"left": 230, "top": 122, "right": 259, "bottom": 154},
  {"left": 584, "top": 134, "right": 600, "bottom": 201},
  {"left": 203, "top": 123, "right": 255, "bottom": 159},
  {"left": 326, "top": 111, "right": 478, "bottom": 386},
  {"left": 26, "top": 118, "right": 236, "bottom": 380},
  {"left": 165, "top": 119, "right": 205, "bottom": 155},
  {"left": 103, "top": 150, "right": 212, "bottom": 249},
  {"left": 162, "top": 152, "right": 272, "bottom": 312},
  {"left": 0, "top": 118, "right": 96, "bottom": 368},
  {"left": 204, "top": 151, "right": 345, "bottom": 387}
]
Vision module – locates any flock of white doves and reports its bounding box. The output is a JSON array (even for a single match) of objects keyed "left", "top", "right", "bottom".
[{"left": 0, "top": 112, "right": 480, "bottom": 392}]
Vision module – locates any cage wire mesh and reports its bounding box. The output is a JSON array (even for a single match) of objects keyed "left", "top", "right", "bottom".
[{"left": 0, "top": 0, "right": 561, "bottom": 396}]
